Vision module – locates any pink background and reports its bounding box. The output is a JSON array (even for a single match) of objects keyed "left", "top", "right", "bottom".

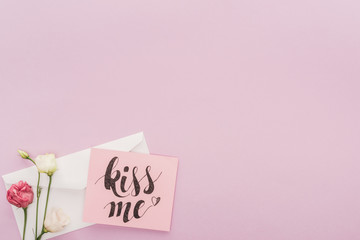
[{"left": 0, "top": 0, "right": 359, "bottom": 239}]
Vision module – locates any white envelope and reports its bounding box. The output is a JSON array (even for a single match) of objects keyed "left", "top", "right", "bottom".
[{"left": 2, "top": 132, "right": 149, "bottom": 239}]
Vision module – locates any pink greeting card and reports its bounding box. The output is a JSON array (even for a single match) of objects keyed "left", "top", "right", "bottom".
[{"left": 83, "top": 148, "right": 178, "bottom": 231}]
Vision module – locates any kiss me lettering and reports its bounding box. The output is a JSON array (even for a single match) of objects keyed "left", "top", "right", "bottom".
[{"left": 96, "top": 156, "right": 162, "bottom": 223}]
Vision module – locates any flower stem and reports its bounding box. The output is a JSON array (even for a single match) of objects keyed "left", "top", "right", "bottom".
[
  {"left": 38, "top": 175, "right": 52, "bottom": 240},
  {"left": 23, "top": 207, "right": 27, "bottom": 240},
  {"left": 28, "top": 157, "right": 41, "bottom": 240},
  {"left": 37, "top": 232, "right": 44, "bottom": 240},
  {"left": 35, "top": 171, "right": 41, "bottom": 240},
  {"left": 26, "top": 157, "right": 36, "bottom": 165}
]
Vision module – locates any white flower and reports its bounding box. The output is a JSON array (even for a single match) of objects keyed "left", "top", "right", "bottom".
[
  {"left": 44, "top": 208, "right": 70, "bottom": 233},
  {"left": 35, "top": 153, "right": 57, "bottom": 176}
]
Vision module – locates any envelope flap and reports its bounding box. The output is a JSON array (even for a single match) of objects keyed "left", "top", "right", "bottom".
[
  {"left": 2, "top": 165, "right": 39, "bottom": 188},
  {"left": 3, "top": 132, "right": 148, "bottom": 190}
]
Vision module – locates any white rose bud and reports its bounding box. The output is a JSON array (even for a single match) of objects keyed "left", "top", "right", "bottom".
[
  {"left": 18, "top": 149, "right": 29, "bottom": 159},
  {"left": 35, "top": 153, "right": 57, "bottom": 176},
  {"left": 44, "top": 208, "right": 70, "bottom": 233}
]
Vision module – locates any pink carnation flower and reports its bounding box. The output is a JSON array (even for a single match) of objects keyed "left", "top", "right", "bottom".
[{"left": 7, "top": 181, "right": 34, "bottom": 208}]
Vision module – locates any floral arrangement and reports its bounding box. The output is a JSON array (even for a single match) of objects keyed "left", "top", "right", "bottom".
[{"left": 6, "top": 150, "right": 70, "bottom": 240}]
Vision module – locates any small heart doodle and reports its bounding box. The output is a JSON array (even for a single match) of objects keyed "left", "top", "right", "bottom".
[{"left": 151, "top": 196, "right": 161, "bottom": 206}]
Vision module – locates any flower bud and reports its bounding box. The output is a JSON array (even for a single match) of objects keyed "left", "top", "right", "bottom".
[{"left": 18, "top": 149, "right": 29, "bottom": 159}]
